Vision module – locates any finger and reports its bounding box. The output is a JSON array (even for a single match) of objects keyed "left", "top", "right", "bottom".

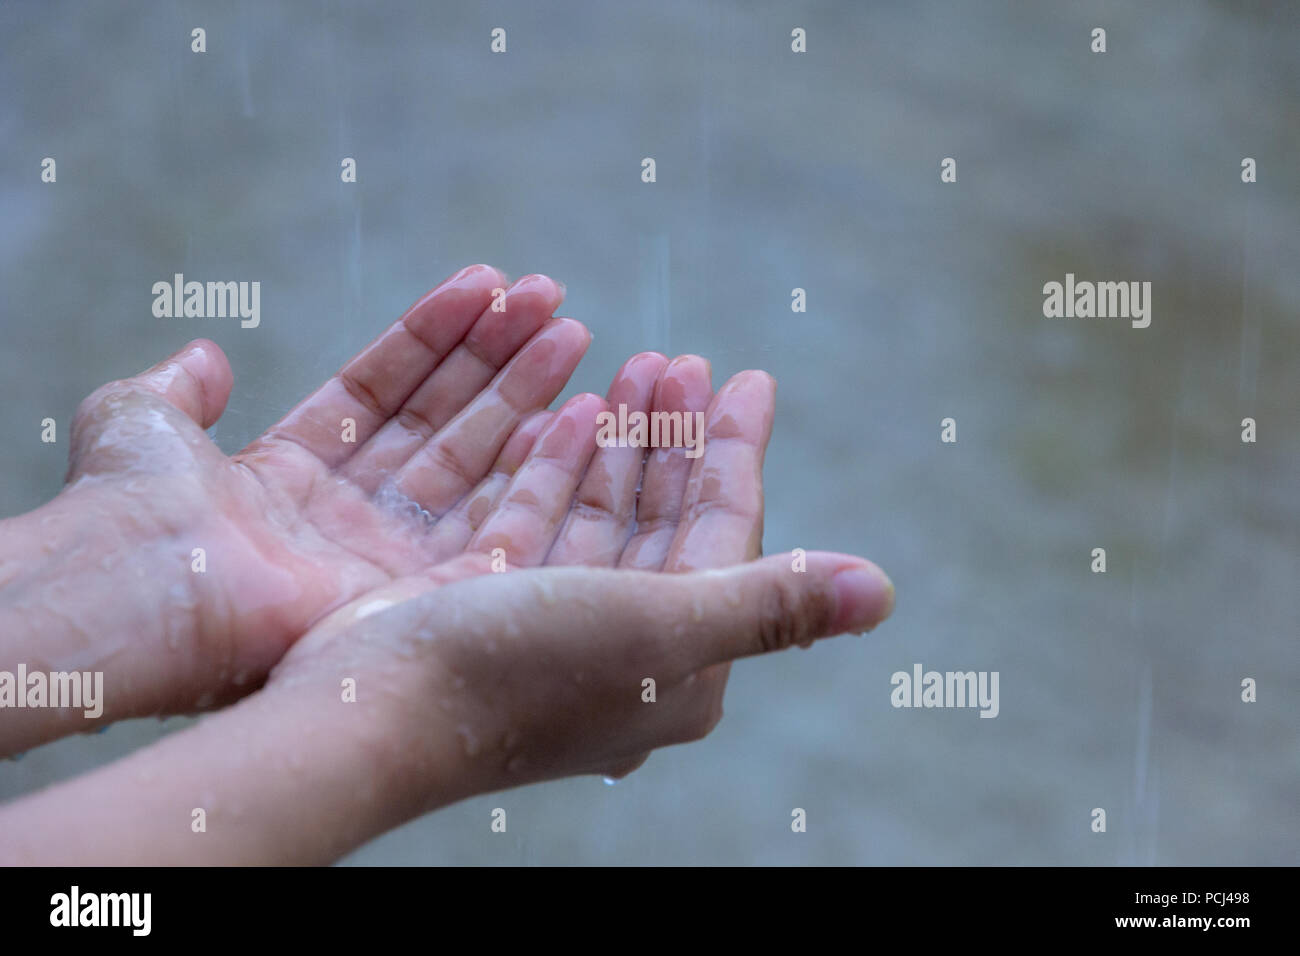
[
  {"left": 616, "top": 355, "right": 713, "bottom": 571},
  {"left": 424, "top": 410, "right": 554, "bottom": 559},
  {"left": 67, "top": 340, "right": 233, "bottom": 483},
  {"left": 663, "top": 370, "right": 775, "bottom": 570},
  {"left": 433, "top": 551, "right": 894, "bottom": 673},
  {"left": 129, "top": 338, "right": 233, "bottom": 429},
  {"left": 343, "top": 274, "right": 566, "bottom": 485},
  {"left": 468, "top": 393, "right": 607, "bottom": 566},
  {"left": 251, "top": 264, "right": 507, "bottom": 466},
  {"left": 599, "top": 553, "right": 896, "bottom": 668},
  {"left": 659, "top": 372, "right": 776, "bottom": 696},
  {"left": 547, "top": 352, "right": 668, "bottom": 567},
  {"left": 388, "top": 318, "right": 591, "bottom": 515},
  {"left": 665, "top": 552, "right": 894, "bottom": 666},
  {"left": 346, "top": 309, "right": 582, "bottom": 494}
]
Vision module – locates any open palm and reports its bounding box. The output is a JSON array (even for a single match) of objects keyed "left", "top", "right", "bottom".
[
  {"left": 269, "top": 339, "right": 778, "bottom": 783},
  {"left": 67, "top": 267, "right": 582, "bottom": 692},
  {"left": 66, "top": 263, "right": 772, "bottom": 721}
]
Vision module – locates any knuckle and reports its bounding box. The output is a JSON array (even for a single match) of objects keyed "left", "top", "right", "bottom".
[
  {"left": 754, "top": 575, "right": 804, "bottom": 653},
  {"left": 70, "top": 381, "right": 133, "bottom": 442},
  {"left": 679, "top": 689, "right": 724, "bottom": 742},
  {"left": 394, "top": 406, "right": 436, "bottom": 441},
  {"left": 430, "top": 441, "right": 478, "bottom": 490},
  {"left": 753, "top": 572, "right": 833, "bottom": 654},
  {"left": 337, "top": 368, "right": 387, "bottom": 421},
  {"left": 73, "top": 382, "right": 117, "bottom": 423}
]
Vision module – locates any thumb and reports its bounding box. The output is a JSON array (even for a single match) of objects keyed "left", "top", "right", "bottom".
[
  {"left": 648, "top": 551, "right": 895, "bottom": 668},
  {"left": 472, "top": 551, "right": 895, "bottom": 674},
  {"left": 67, "top": 339, "right": 235, "bottom": 479},
  {"left": 128, "top": 339, "right": 233, "bottom": 429}
]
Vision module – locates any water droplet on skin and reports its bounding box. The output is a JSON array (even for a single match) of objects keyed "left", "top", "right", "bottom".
[
  {"left": 195, "top": 691, "right": 215, "bottom": 709},
  {"left": 354, "top": 599, "right": 395, "bottom": 621},
  {"left": 602, "top": 776, "right": 617, "bottom": 786},
  {"left": 232, "top": 669, "right": 250, "bottom": 686},
  {"left": 534, "top": 579, "right": 558, "bottom": 606},
  {"left": 162, "top": 583, "right": 195, "bottom": 651},
  {"left": 457, "top": 724, "right": 481, "bottom": 757}
]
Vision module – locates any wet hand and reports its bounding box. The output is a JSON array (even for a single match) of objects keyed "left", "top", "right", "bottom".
[{"left": 4, "top": 266, "right": 585, "bottom": 747}]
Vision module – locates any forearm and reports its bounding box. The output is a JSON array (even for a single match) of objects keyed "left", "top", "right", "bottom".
[
  {"left": 0, "top": 484, "right": 216, "bottom": 754},
  {"left": 0, "top": 677, "right": 466, "bottom": 865}
]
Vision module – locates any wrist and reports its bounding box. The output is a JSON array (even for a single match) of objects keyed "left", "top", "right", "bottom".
[
  {"left": 0, "top": 484, "right": 209, "bottom": 752},
  {"left": 265, "top": 657, "right": 482, "bottom": 836}
]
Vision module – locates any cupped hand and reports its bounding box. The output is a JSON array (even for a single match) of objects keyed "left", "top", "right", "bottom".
[
  {"left": 59, "top": 265, "right": 588, "bottom": 709},
  {"left": 267, "top": 361, "right": 896, "bottom": 797},
  {"left": 265, "top": 550, "right": 894, "bottom": 821}
]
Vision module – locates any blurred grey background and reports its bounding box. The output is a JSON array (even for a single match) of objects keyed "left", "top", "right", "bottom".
[{"left": 1, "top": 0, "right": 1297, "bottom": 864}]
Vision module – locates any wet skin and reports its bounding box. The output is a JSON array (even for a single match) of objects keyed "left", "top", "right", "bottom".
[
  {"left": 0, "top": 264, "right": 895, "bottom": 862},
  {"left": 0, "top": 265, "right": 871, "bottom": 756}
]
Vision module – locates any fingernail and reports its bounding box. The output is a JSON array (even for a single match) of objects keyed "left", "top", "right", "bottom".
[{"left": 831, "top": 564, "right": 894, "bottom": 634}]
